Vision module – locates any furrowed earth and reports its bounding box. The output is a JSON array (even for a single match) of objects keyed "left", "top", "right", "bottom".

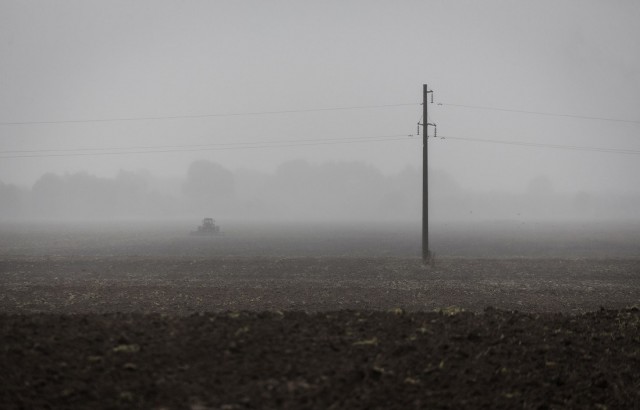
[{"left": 1, "top": 222, "right": 639, "bottom": 409}]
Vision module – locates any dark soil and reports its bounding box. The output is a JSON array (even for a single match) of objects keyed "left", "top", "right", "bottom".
[
  {"left": 2, "top": 257, "right": 639, "bottom": 314},
  {"left": 1, "top": 256, "right": 640, "bottom": 409},
  {"left": 1, "top": 223, "right": 640, "bottom": 409},
  {"left": 1, "top": 309, "right": 639, "bottom": 410}
]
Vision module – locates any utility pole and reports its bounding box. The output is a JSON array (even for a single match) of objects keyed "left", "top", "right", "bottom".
[{"left": 421, "top": 84, "right": 435, "bottom": 264}]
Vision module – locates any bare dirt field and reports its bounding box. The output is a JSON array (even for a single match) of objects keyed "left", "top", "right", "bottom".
[{"left": 1, "top": 221, "right": 639, "bottom": 409}]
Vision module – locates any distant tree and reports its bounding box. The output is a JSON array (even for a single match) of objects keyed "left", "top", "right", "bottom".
[
  {"left": 182, "top": 161, "right": 235, "bottom": 211},
  {"left": 0, "top": 181, "right": 28, "bottom": 218},
  {"left": 32, "top": 172, "right": 116, "bottom": 217},
  {"left": 32, "top": 173, "right": 67, "bottom": 216},
  {"left": 25, "top": 169, "right": 183, "bottom": 219},
  {"left": 272, "top": 160, "right": 388, "bottom": 219},
  {"left": 114, "top": 170, "right": 151, "bottom": 215},
  {"left": 275, "top": 160, "right": 314, "bottom": 193}
]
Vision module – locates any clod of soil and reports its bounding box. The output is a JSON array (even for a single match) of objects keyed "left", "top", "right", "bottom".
[{"left": 1, "top": 308, "right": 639, "bottom": 409}]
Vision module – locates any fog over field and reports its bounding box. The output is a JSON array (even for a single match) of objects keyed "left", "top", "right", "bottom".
[
  {"left": 3, "top": 4, "right": 640, "bottom": 409},
  {"left": 0, "top": 1, "right": 638, "bottom": 260},
  {"left": 1, "top": 160, "right": 639, "bottom": 224},
  {"left": 1, "top": 1, "right": 639, "bottom": 224}
]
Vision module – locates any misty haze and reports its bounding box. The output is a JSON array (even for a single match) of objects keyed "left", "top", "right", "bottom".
[
  {"left": 1, "top": 1, "right": 639, "bottom": 409},
  {"left": 2, "top": 159, "right": 639, "bottom": 223}
]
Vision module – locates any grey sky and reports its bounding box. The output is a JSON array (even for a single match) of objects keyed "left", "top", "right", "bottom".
[{"left": 1, "top": 0, "right": 639, "bottom": 194}]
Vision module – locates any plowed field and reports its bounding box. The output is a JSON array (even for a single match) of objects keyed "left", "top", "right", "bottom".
[{"left": 1, "top": 223, "right": 639, "bottom": 409}]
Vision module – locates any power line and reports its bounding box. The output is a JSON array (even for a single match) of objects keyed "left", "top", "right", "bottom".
[
  {"left": 0, "top": 134, "right": 411, "bottom": 155},
  {"left": 2, "top": 100, "right": 638, "bottom": 127},
  {"left": 438, "top": 103, "right": 640, "bottom": 125},
  {"left": 443, "top": 135, "right": 640, "bottom": 155},
  {"left": 0, "top": 103, "right": 419, "bottom": 126},
  {"left": 3, "top": 131, "right": 639, "bottom": 159},
  {"left": 0, "top": 134, "right": 416, "bottom": 159}
]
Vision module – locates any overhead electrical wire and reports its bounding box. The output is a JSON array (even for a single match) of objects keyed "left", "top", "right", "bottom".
[
  {"left": 438, "top": 103, "right": 640, "bottom": 125},
  {"left": 2, "top": 132, "right": 639, "bottom": 159},
  {"left": 2, "top": 100, "right": 639, "bottom": 126},
  {"left": 0, "top": 134, "right": 411, "bottom": 155},
  {"left": 442, "top": 136, "right": 640, "bottom": 155},
  {"left": 0, "top": 103, "right": 419, "bottom": 126},
  {"left": 0, "top": 134, "right": 416, "bottom": 159},
  {"left": 1, "top": 97, "right": 638, "bottom": 159}
]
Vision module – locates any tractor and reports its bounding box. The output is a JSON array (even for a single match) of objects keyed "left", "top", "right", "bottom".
[{"left": 191, "top": 218, "right": 220, "bottom": 235}]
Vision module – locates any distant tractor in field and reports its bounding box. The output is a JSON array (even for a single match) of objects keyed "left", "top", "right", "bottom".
[{"left": 191, "top": 218, "right": 221, "bottom": 235}]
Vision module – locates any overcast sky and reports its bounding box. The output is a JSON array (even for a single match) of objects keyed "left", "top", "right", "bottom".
[{"left": 1, "top": 0, "right": 639, "bottom": 194}]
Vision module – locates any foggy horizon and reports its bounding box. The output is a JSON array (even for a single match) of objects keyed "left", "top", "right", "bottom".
[
  {"left": 3, "top": 4, "right": 640, "bottom": 408},
  {"left": 2, "top": 0, "right": 640, "bottom": 205},
  {"left": 2, "top": 158, "right": 639, "bottom": 223}
]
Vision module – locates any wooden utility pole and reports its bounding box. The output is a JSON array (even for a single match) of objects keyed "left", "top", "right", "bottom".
[{"left": 422, "top": 84, "right": 434, "bottom": 264}]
